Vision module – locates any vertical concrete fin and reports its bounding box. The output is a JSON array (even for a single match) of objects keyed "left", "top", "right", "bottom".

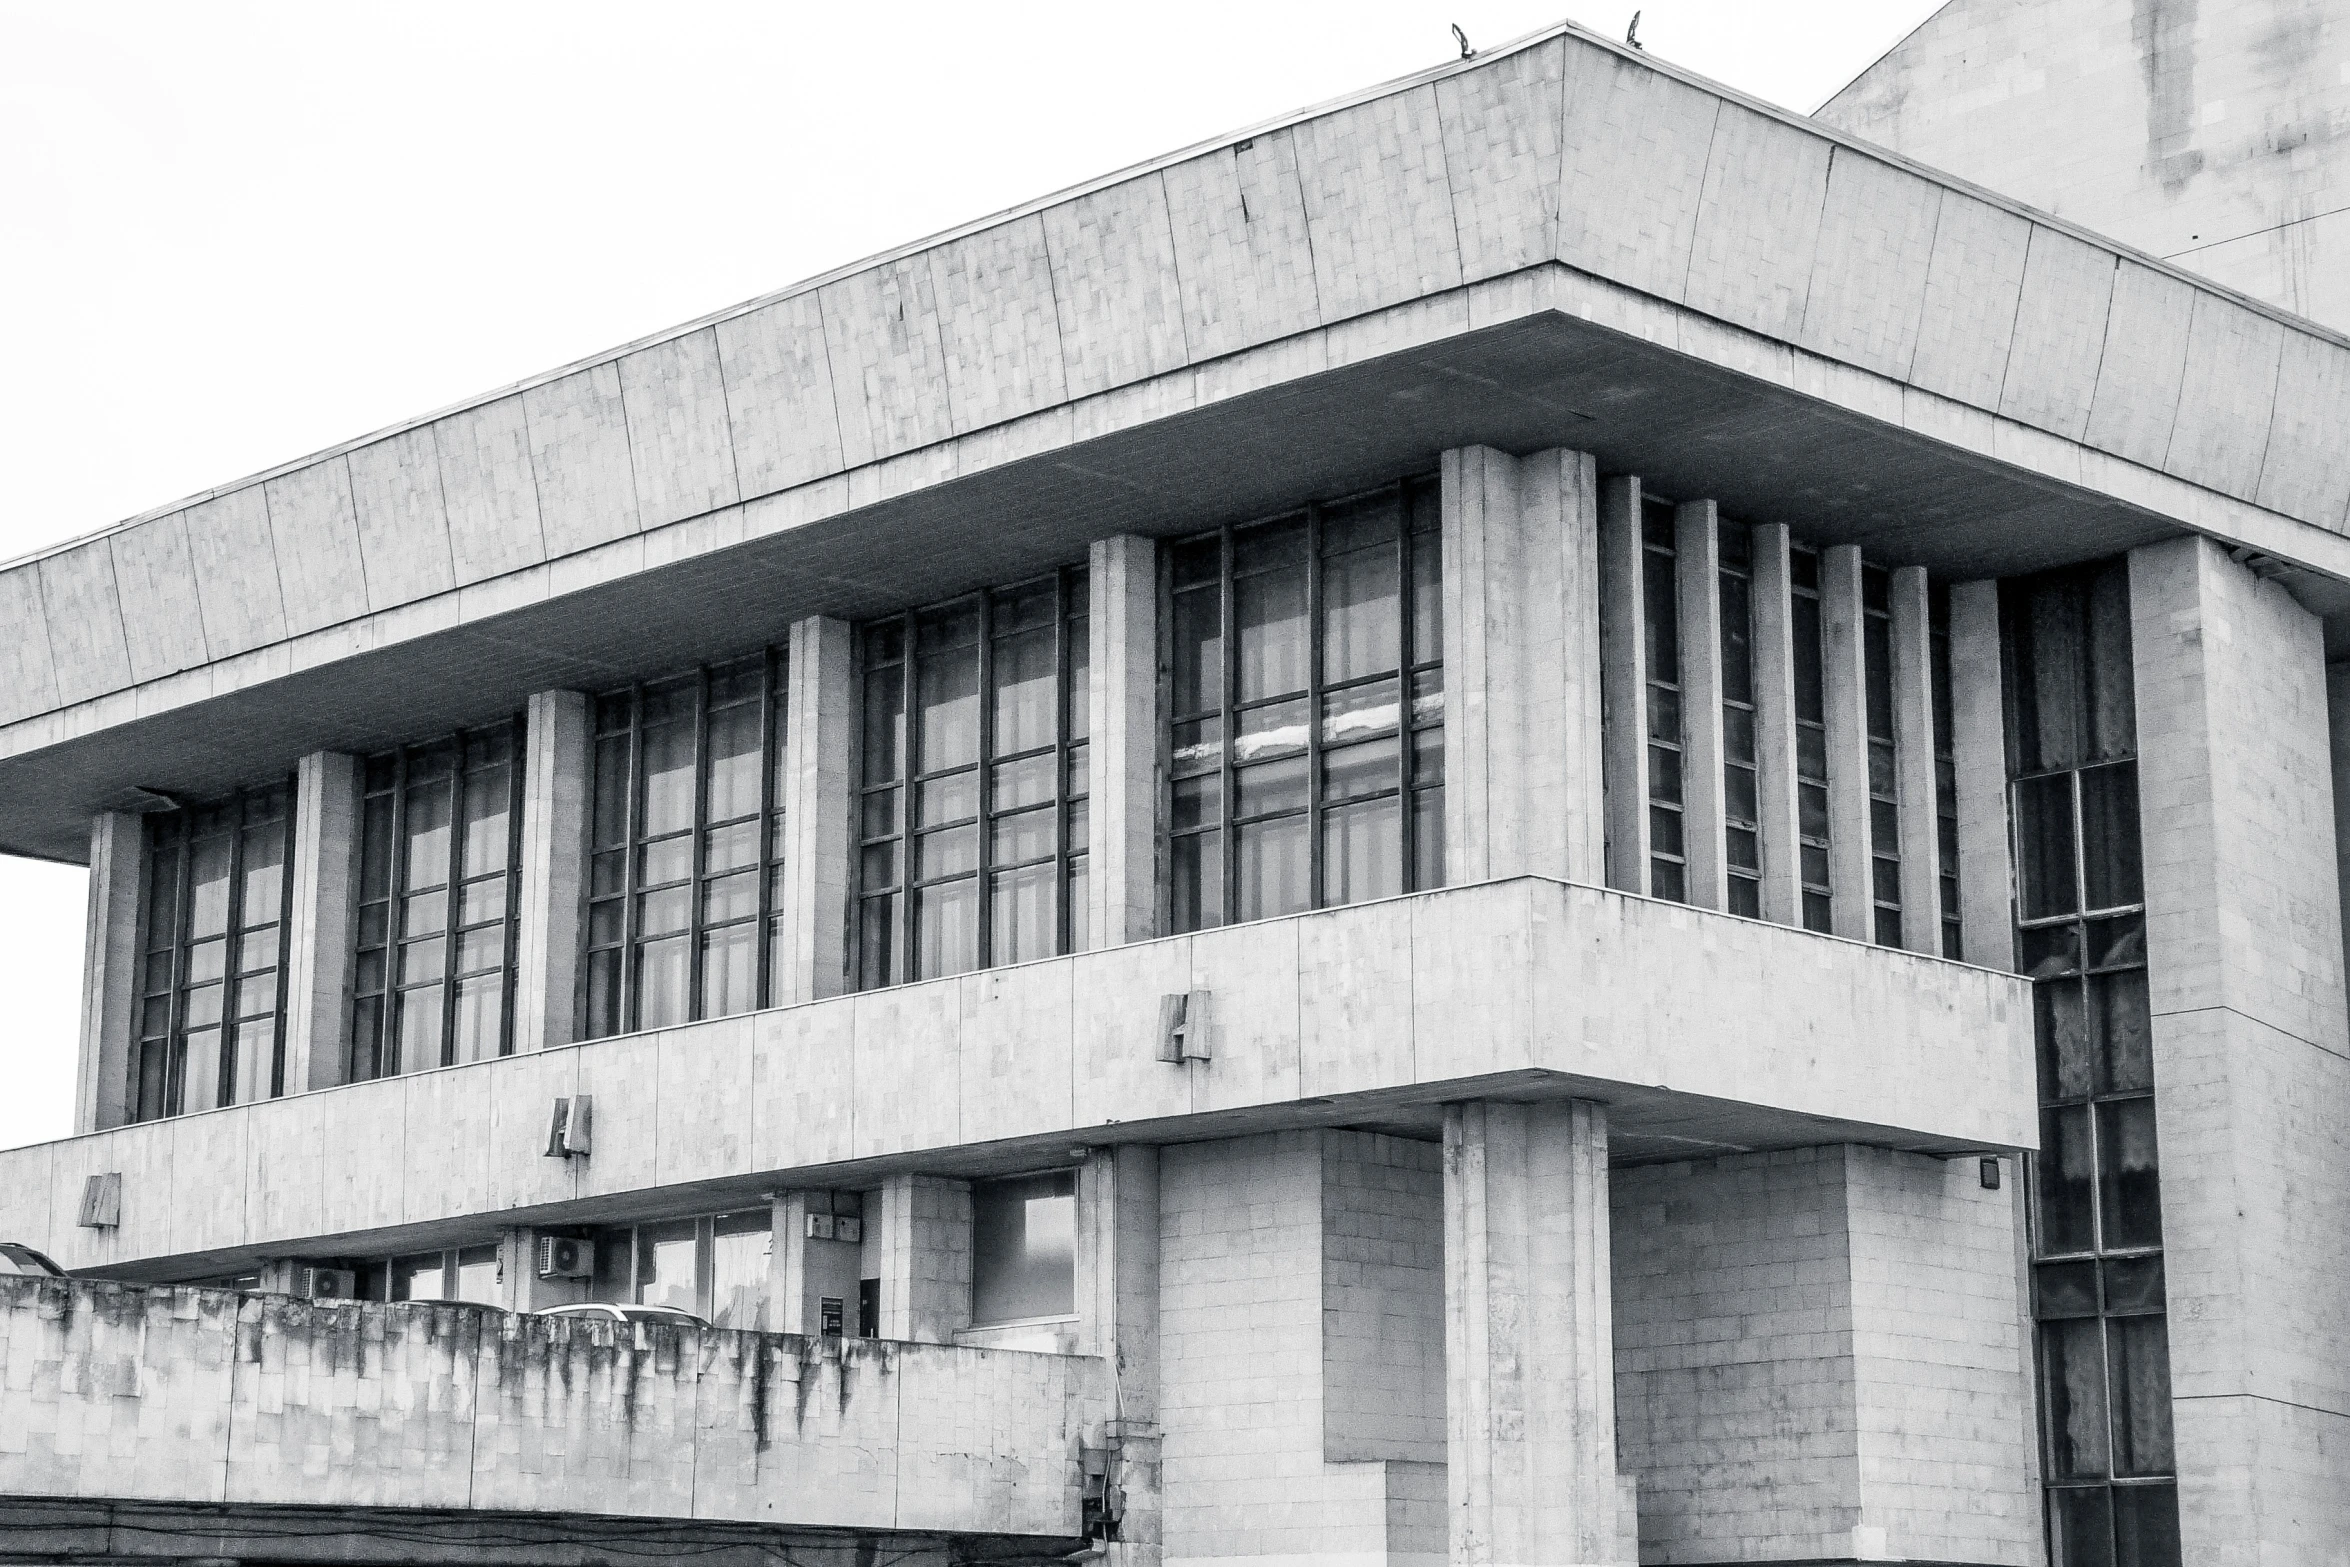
[
  {"left": 284, "top": 752, "right": 360, "bottom": 1093},
  {"left": 780, "top": 616, "right": 854, "bottom": 1005},
  {"left": 1090, "top": 536, "right": 1159, "bottom": 949},
  {"left": 1598, "top": 477, "right": 1649, "bottom": 894},
  {"left": 76, "top": 812, "right": 146, "bottom": 1132},
  {"left": 1675, "top": 501, "right": 1727, "bottom": 911},
  {"left": 874, "top": 1173, "right": 972, "bottom": 1344},
  {"left": 1947, "top": 579, "right": 2013, "bottom": 971},
  {"left": 515, "top": 690, "right": 591, "bottom": 1051},
  {"left": 1889, "top": 565, "right": 1944, "bottom": 953},
  {"left": 1751, "top": 524, "right": 1802, "bottom": 927},
  {"left": 1820, "top": 544, "right": 1872, "bottom": 940}
]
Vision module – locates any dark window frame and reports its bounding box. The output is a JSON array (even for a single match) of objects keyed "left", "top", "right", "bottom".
[
  {"left": 1641, "top": 497, "right": 1687, "bottom": 903},
  {"left": 1862, "top": 563, "right": 1902, "bottom": 946},
  {"left": 1717, "top": 518, "right": 1762, "bottom": 918},
  {"left": 1789, "top": 544, "right": 1833, "bottom": 933}
]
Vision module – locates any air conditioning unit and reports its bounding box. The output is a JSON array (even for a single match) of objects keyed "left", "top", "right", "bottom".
[
  {"left": 536, "top": 1235, "right": 593, "bottom": 1279},
  {"left": 295, "top": 1266, "right": 356, "bottom": 1301}
]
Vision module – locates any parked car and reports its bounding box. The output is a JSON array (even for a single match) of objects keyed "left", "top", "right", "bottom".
[
  {"left": 0, "top": 1242, "right": 68, "bottom": 1277},
  {"left": 532, "top": 1301, "right": 709, "bottom": 1329}
]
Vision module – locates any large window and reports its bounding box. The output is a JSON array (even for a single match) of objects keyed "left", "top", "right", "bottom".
[
  {"left": 1862, "top": 564, "right": 1903, "bottom": 946},
  {"left": 380, "top": 1245, "right": 501, "bottom": 1305},
  {"left": 352, "top": 724, "right": 523, "bottom": 1079},
  {"left": 972, "top": 1171, "right": 1077, "bottom": 1326},
  {"left": 1166, "top": 478, "right": 1442, "bottom": 932},
  {"left": 856, "top": 569, "right": 1090, "bottom": 988},
  {"left": 134, "top": 784, "right": 294, "bottom": 1121},
  {"left": 1717, "top": 519, "right": 1762, "bottom": 918},
  {"left": 1930, "top": 584, "right": 1962, "bottom": 959},
  {"left": 586, "top": 652, "right": 789, "bottom": 1037},
  {"left": 2005, "top": 560, "right": 2178, "bottom": 1567},
  {"left": 586, "top": 1210, "right": 772, "bottom": 1329},
  {"left": 1641, "top": 499, "right": 1686, "bottom": 902}
]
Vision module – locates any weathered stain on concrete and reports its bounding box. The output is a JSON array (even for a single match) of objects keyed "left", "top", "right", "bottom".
[
  {"left": 2134, "top": 0, "right": 2207, "bottom": 192},
  {"left": 0, "top": 1276, "right": 1106, "bottom": 1538}
]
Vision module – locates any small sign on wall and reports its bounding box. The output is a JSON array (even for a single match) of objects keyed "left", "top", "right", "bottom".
[{"left": 78, "top": 1172, "right": 121, "bottom": 1229}]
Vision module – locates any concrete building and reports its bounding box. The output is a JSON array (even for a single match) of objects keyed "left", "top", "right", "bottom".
[{"left": 1, "top": 16, "right": 2345, "bottom": 1567}]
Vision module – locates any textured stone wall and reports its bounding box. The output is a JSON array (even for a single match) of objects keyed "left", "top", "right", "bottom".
[
  {"left": 0, "top": 1276, "right": 1105, "bottom": 1538},
  {"left": 1612, "top": 1146, "right": 2037, "bottom": 1565}
]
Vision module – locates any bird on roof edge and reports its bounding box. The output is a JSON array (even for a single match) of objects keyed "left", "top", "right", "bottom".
[
  {"left": 1627, "top": 10, "right": 1644, "bottom": 49},
  {"left": 1451, "top": 23, "right": 1475, "bottom": 59}
]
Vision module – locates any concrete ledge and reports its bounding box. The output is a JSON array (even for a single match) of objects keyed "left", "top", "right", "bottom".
[
  {"left": 0, "top": 1277, "right": 1106, "bottom": 1540},
  {"left": 0, "top": 878, "right": 2034, "bottom": 1278}
]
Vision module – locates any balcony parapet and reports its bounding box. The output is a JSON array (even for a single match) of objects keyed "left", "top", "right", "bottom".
[
  {"left": 0, "top": 877, "right": 2033, "bottom": 1274},
  {"left": 0, "top": 1276, "right": 1105, "bottom": 1539}
]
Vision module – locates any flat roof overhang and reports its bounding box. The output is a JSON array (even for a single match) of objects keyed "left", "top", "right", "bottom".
[{"left": 8, "top": 273, "right": 2347, "bottom": 864}]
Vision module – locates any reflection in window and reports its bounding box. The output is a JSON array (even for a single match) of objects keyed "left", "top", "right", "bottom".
[
  {"left": 585, "top": 653, "right": 789, "bottom": 1037},
  {"left": 1641, "top": 500, "right": 1686, "bottom": 902},
  {"left": 1718, "top": 520, "right": 1762, "bottom": 917},
  {"left": 2005, "top": 559, "right": 2177, "bottom": 1565},
  {"left": 384, "top": 1244, "right": 501, "bottom": 1305},
  {"left": 1789, "top": 546, "right": 1832, "bottom": 932},
  {"left": 1929, "top": 585, "right": 1962, "bottom": 958},
  {"left": 1167, "top": 478, "right": 1443, "bottom": 933},
  {"left": 585, "top": 1210, "right": 773, "bottom": 1327},
  {"left": 857, "top": 569, "right": 1090, "bottom": 988},
  {"left": 353, "top": 724, "right": 523, "bottom": 1079},
  {"left": 972, "top": 1171, "right": 1077, "bottom": 1325},
  {"left": 135, "top": 784, "right": 295, "bottom": 1121}
]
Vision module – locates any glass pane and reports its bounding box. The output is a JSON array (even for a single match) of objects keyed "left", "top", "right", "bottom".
[
  {"left": 390, "top": 1253, "right": 447, "bottom": 1303},
  {"left": 456, "top": 924, "right": 503, "bottom": 975},
  {"left": 396, "top": 985, "right": 445, "bottom": 1070},
  {"left": 234, "top": 973, "right": 278, "bottom": 1021},
  {"left": 706, "top": 702, "right": 761, "bottom": 821},
  {"left": 710, "top": 1212, "right": 770, "bottom": 1330},
  {"left": 916, "top": 639, "right": 981, "bottom": 773},
  {"left": 400, "top": 937, "right": 446, "bottom": 986},
  {"left": 1321, "top": 490, "right": 1397, "bottom": 555},
  {"left": 639, "top": 885, "right": 690, "bottom": 938},
  {"left": 188, "top": 937, "right": 228, "bottom": 985},
  {"left": 1171, "top": 717, "right": 1222, "bottom": 778},
  {"left": 916, "top": 824, "right": 979, "bottom": 881},
  {"left": 637, "top": 936, "right": 690, "bottom": 1029},
  {"left": 1066, "top": 857, "right": 1089, "bottom": 953},
  {"left": 1172, "top": 832, "right": 1224, "bottom": 933},
  {"left": 641, "top": 713, "right": 696, "bottom": 838},
  {"left": 2038, "top": 981, "right": 2094, "bottom": 1100},
  {"left": 1414, "top": 786, "right": 1444, "bottom": 891},
  {"left": 1236, "top": 816, "right": 1310, "bottom": 922},
  {"left": 1171, "top": 584, "right": 1223, "bottom": 718},
  {"left": 2016, "top": 773, "right": 2079, "bottom": 921},
  {"left": 2104, "top": 1255, "right": 2167, "bottom": 1315},
  {"left": 1236, "top": 563, "right": 1308, "bottom": 702},
  {"left": 189, "top": 833, "right": 232, "bottom": 938},
  {"left": 2092, "top": 969, "right": 2155, "bottom": 1093},
  {"left": 989, "top": 863, "right": 1056, "bottom": 966},
  {"left": 585, "top": 949, "right": 622, "bottom": 1040},
  {"left": 1323, "top": 796, "right": 1401, "bottom": 907},
  {"left": 701, "top": 924, "right": 758, "bottom": 1018},
  {"left": 1321, "top": 542, "right": 1400, "bottom": 685},
  {"left": 863, "top": 658, "right": 907, "bottom": 782},
  {"left": 405, "top": 887, "right": 449, "bottom": 937},
  {"left": 859, "top": 893, "right": 899, "bottom": 989},
  {"left": 593, "top": 733, "right": 632, "bottom": 848},
  {"left": 1324, "top": 737, "right": 1401, "bottom": 804},
  {"left": 2107, "top": 1315, "right": 2175, "bottom": 1475},
  {"left": 2086, "top": 914, "right": 2146, "bottom": 971},
  {"left": 2021, "top": 922, "right": 2084, "bottom": 980},
  {"left": 184, "top": 980, "right": 224, "bottom": 1030},
  {"left": 971, "top": 1172, "right": 1077, "bottom": 1324},
  {"left": 452, "top": 1245, "right": 500, "bottom": 1306},
  {"left": 1236, "top": 756, "right": 1310, "bottom": 819},
  {"left": 704, "top": 867, "right": 760, "bottom": 925},
  {"left": 461, "top": 768, "right": 511, "bottom": 876},
  {"left": 240, "top": 822, "right": 286, "bottom": 927},
  {"left": 992, "top": 624, "right": 1057, "bottom": 754},
  {"left": 914, "top": 880, "right": 978, "bottom": 979},
  {"left": 1322, "top": 678, "right": 1400, "bottom": 745},
  {"left": 405, "top": 780, "right": 454, "bottom": 889},
  {"left": 705, "top": 819, "right": 759, "bottom": 875},
  {"left": 1410, "top": 527, "right": 1442, "bottom": 665},
  {"left": 462, "top": 876, "right": 509, "bottom": 930},
  {"left": 2098, "top": 1098, "right": 2164, "bottom": 1250},
  {"left": 2034, "top": 1260, "right": 2100, "bottom": 1319},
  {"left": 2042, "top": 1317, "right": 2113, "bottom": 1480},
  {"left": 2039, "top": 1104, "right": 2097, "bottom": 1253},
  {"left": 635, "top": 1221, "right": 700, "bottom": 1314},
  {"left": 990, "top": 805, "right": 1056, "bottom": 866},
  {"left": 2079, "top": 761, "right": 2143, "bottom": 910},
  {"left": 2049, "top": 1486, "right": 2115, "bottom": 1567},
  {"left": 230, "top": 1018, "right": 276, "bottom": 1105},
  {"left": 1236, "top": 696, "right": 1309, "bottom": 763},
  {"left": 993, "top": 753, "right": 1056, "bottom": 812},
  {"left": 917, "top": 771, "right": 979, "bottom": 828},
  {"left": 451, "top": 976, "right": 504, "bottom": 1064},
  {"left": 2111, "top": 1484, "right": 2180, "bottom": 1565}
]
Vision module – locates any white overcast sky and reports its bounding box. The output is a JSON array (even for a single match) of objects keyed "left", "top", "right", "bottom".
[{"left": 0, "top": 0, "right": 1943, "bottom": 1152}]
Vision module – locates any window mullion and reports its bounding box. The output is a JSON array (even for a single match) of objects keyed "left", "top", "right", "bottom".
[
  {"left": 1054, "top": 569, "right": 1073, "bottom": 956},
  {"left": 500, "top": 715, "right": 525, "bottom": 1055},
  {"left": 169, "top": 819, "right": 194, "bottom": 1116},
  {"left": 270, "top": 776, "right": 297, "bottom": 1097},
  {"left": 440, "top": 746, "right": 465, "bottom": 1067},
  {"left": 385, "top": 749, "right": 410, "bottom": 1076}
]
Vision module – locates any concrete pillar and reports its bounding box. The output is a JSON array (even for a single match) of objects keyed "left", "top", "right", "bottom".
[
  {"left": 1751, "top": 524, "right": 1803, "bottom": 927},
  {"left": 1613, "top": 1146, "right": 2037, "bottom": 1562},
  {"left": 281, "top": 751, "right": 360, "bottom": 1094},
  {"left": 513, "top": 690, "right": 591, "bottom": 1051},
  {"left": 1440, "top": 445, "right": 1604, "bottom": 886},
  {"left": 1888, "top": 567, "right": 1944, "bottom": 954},
  {"left": 75, "top": 812, "right": 145, "bottom": 1133},
  {"left": 1597, "top": 476, "right": 1649, "bottom": 894},
  {"left": 1674, "top": 501, "right": 1727, "bottom": 911},
  {"left": 778, "top": 616, "right": 853, "bottom": 1005},
  {"left": 872, "top": 1174, "right": 971, "bottom": 1343},
  {"left": 2333, "top": 662, "right": 2350, "bottom": 997},
  {"left": 770, "top": 1189, "right": 865, "bottom": 1337},
  {"left": 1078, "top": 1146, "right": 1162, "bottom": 1567},
  {"left": 1820, "top": 545, "right": 1872, "bottom": 940},
  {"left": 1089, "top": 536, "right": 1158, "bottom": 948},
  {"left": 1948, "top": 579, "right": 2012, "bottom": 971},
  {"left": 1444, "top": 1099, "right": 1628, "bottom": 1567},
  {"left": 2129, "top": 535, "right": 2350, "bottom": 1560}
]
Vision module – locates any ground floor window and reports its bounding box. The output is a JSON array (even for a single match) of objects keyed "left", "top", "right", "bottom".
[
  {"left": 586, "top": 1210, "right": 772, "bottom": 1328},
  {"left": 971, "top": 1171, "right": 1077, "bottom": 1326}
]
